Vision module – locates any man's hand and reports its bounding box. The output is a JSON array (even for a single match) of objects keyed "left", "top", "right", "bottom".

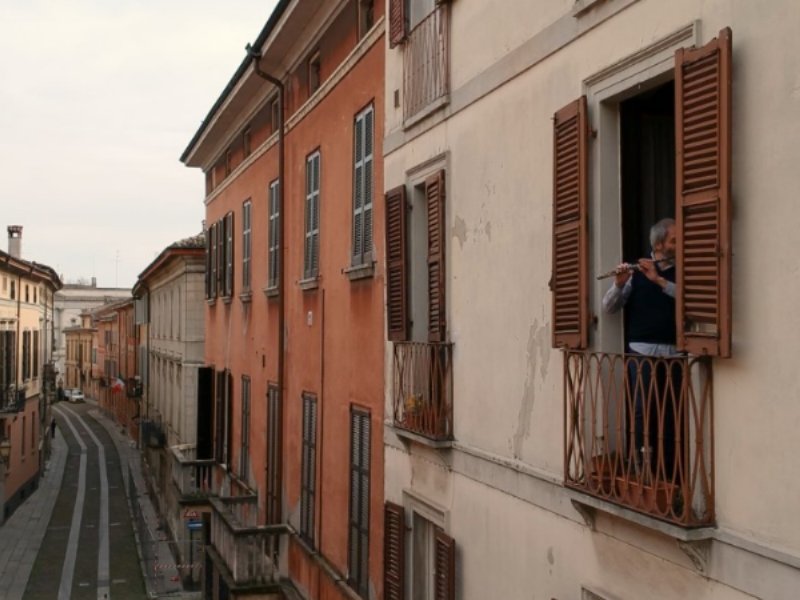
[
  {"left": 614, "top": 263, "right": 632, "bottom": 288},
  {"left": 638, "top": 258, "right": 667, "bottom": 288}
]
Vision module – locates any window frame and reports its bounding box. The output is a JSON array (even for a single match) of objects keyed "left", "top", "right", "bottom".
[
  {"left": 352, "top": 103, "right": 375, "bottom": 267},
  {"left": 242, "top": 200, "right": 252, "bottom": 292},
  {"left": 299, "top": 392, "right": 318, "bottom": 545},
  {"left": 268, "top": 179, "right": 280, "bottom": 291},
  {"left": 303, "top": 151, "right": 322, "bottom": 281},
  {"left": 348, "top": 407, "right": 371, "bottom": 596}
]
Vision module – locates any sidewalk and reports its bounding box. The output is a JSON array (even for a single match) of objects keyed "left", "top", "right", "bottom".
[
  {"left": 0, "top": 428, "right": 68, "bottom": 600},
  {"left": 87, "top": 401, "right": 186, "bottom": 598}
]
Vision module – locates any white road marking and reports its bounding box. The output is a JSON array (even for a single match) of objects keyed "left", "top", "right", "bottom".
[
  {"left": 61, "top": 405, "right": 111, "bottom": 600},
  {"left": 53, "top": 406, "right": 87, "bottom": 600}
]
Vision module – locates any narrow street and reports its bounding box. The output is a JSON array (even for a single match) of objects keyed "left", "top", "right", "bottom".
[{"left": 0, "top": 402, "right": 149, "bottom": 599}]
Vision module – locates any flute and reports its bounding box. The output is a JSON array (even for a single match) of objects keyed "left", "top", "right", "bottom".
[{"left": 596, "top": 257, "right": 673, "bottom": 280}]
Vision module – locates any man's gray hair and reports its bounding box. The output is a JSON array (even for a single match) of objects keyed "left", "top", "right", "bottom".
[{"left": 650, "top": 218, "right": 675, "bottom": 249}]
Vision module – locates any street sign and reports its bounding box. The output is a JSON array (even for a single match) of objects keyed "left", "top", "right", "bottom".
[{"left": 187, "top": 521, "right": 203, "bottom": 531}]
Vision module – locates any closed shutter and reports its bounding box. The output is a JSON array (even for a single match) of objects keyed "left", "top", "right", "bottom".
[
  {"left": 385, "top": 186, "right": 409, "bottom": 341},
  {"left": 384, "top": 502, "right": 405, "bottom": 600},
  {"left": 205, "top": 228, "right": 212, "bottom": 298},
  {"left": 551, "top": 96, "right": 589, "bottom": 349},
  {"left": 389, "top": 0, "right": 406, "bottom": 48},
  {"left": 675, "top": 28, "right": 732, "bottom": 357},
  {"left": 217, "top": 219, "right": 225, "bottom": 294},
  {"left": 426, "top": 170, "right": 446, "bottom": 342},
  {"left": 353, "top": 113, "right": 365, "bottom": 261},
  {"left": 433, "top": 529, "right": 455, "bottom": 600},
  {"left": 225, "top": 212, "right": 235, "bottom": 296}
]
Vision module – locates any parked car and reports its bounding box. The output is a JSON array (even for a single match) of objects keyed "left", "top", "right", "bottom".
[{"left": 63, "top": 388, "right": 84, "bottom": 403}]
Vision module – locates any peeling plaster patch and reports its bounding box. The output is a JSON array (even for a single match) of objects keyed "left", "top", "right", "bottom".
[
  {"left": 453, "top": 215, "right": 468, "bottom": 249},
  {"left": 511, "top": 320, "right": 550, "bottom": 460}
]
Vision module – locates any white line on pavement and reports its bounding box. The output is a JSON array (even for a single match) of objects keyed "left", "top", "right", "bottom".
[
  {"left": 61, "top": 405, "right": 110, "bottom": 600},
  {"left": 53, "top": 406, "right": 87, "bottom": 600}
]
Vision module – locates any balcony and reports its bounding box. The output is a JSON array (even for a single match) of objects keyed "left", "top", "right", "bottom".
[
  {"left": 208, "top": 494, "right": 280, "bottom": 588},
  {"left": 170, "top": 444, "right": 215, "bottom": 499},
  {"left": 564, "top": 351, "right": 714, "bottom": 527},
  {"left": 403, "top": 4, "right": 449, "bottom": 122},
  {"left": 0, "top": 385, "right": 25, "bottom": 413},
  {"left": 392, "top": 342, "right": 453, "bottom": 442}
]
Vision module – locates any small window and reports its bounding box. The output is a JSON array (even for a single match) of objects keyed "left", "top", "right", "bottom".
[
  {"left": 352, "top": 104, "right": 375, "bottom": 266},
  {"left": 25, "top": 285, "right": 29, "bottom": 303},
  {"left": 225, "top": 149, "right": 232, "bottom": 177},
  {"left": 242, "top": 200, "right": 252, "bottom": 291},
  {"left": 240, "top": 376, "right": 251, "bottom": 482},
  {"left": 270, "top": 95, "right": 281, "bottom": 133},
  {"left": 9, "top": 280, "right": 14, "bottom": 300},
  {"left": 268, "top": 180, "right": 280, "bottom": 290},
  {"left": 359, "top": 0, "right": 375, "bottom": 39},
  {"left": 348, "top": 408, "right": 371, "bottom": 596},
  {"left": 308, "top": 51, "right": 321, "bottom": 95},
  {"left": 300, "top": 392, "right": 318, "bottom": 545},
  {"left": 242, "top": 127, "right": 252, "bottom": 158},
  {"left": 303, "top": 151, "right": 321, "bottom": 281}
]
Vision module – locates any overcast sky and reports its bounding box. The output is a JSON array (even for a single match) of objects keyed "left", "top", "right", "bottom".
[{"left": 0, "top": 0, "right": 278, "bottom": 289}]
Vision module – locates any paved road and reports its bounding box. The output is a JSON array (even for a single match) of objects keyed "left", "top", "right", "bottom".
[{"left": 0, "top": 402, "right": 146, "bottom": 599}]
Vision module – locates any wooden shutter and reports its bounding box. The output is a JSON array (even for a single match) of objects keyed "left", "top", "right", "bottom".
[
  {"left": 389, "top": 0, "right": 406, "bottom": 48},
  {"left": 434, "top": 528, "right": 455, "bottom": 600},
  {"left": 551, "top": 96, "right": 589, "bottom": 349},
  {"left": 226, "top": 212, "right": 235, "bottom": 296},
  {"left": 385, "top": 186, "right": 409, "bottom": 341},
  {"left": 426, "top": 170, "right": 446, "bottom": 342},
  {"left": 675, "top": 28, "right": 732, "bottom": 357},
  {"left": 384, "top": 502, "right": 405, "bottom": 600}
]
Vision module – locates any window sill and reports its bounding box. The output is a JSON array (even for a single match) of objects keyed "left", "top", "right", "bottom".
[
  {"left": 239, "top": 291, "right": 253, "bottom": 304},
  {"left": 206, "top": 298, "right": 217, "bottom": 307},
  {"left": 221, "top": 295, "right": 233, "bottom": 305},
  {"left": 298, "top": 277, "right": 319, "bottom": 291},
  {"left": 403, "top": 95, "right": 449, "bottom": 131},
  {"left": 262, "top": 285, "right": 279, "bottom": 299},
  {"left": 344, "top": 263, "right": 375, "bottom": 281}
]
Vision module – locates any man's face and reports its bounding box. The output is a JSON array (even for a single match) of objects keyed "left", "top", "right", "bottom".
[{"left": 656, "top": 225, "right": 677, "bottom": 259}]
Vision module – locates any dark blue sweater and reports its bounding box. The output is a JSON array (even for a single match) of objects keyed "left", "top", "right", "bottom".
[{"left": 624, "top": 266, "right": 676, "bottom": 345}]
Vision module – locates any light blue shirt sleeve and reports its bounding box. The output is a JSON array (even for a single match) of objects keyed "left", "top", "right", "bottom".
[{"left": 602, "top": 279, "right": 632, "bottom": 314}]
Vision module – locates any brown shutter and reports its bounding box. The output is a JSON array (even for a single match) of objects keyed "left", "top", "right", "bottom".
[
  {"left": 551, "top": 97, "right": 589, "bottom": 349},
  {"left": 385, "top": 186, "right": 409, "bottom": 341},
  {"left": 383, "top": 502, "right": 405, "bottom": 600},
  {"left": 427, "top": 170, "right": 446, "bottom": 342},
  {"left": 389, "top": 0, "right": 406, "bottom": 48},
  {"left": 433, "top": 528, "right": 455, "bottom": 600},
  {"left": 675, "top": 28, "right": 732, "bottom": 357}
]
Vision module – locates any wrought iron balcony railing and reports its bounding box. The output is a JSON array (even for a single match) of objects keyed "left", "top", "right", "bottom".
[
  {"left": 170, "top": 444, "right": 215, "bottom": 498},
  {"left": 392, "top": 341, "right": 453, "bottom": 441},
  {"left": 564, "top": 351, "right": 714, "bottom": 527},
  {"left": 403, "top": 5, "right": 449, "bottom": 121},
  {"left": 209, "top": 495, "right": 279, "bottom": 587}
]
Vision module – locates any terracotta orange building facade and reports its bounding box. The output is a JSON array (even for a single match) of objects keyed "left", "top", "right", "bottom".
[{"left": 182, "top": 1, "right": 386, "bottom": 598}]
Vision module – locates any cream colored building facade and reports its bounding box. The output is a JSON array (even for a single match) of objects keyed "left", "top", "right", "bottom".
[
  {"left": 382, "top": 1, "right": 800, "bottom": 599},
  {"left": 0, "top": 226, "right": 60, "bottom": 523}
]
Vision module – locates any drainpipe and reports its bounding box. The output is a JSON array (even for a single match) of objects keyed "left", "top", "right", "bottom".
[{"left": 245, "top": 43, "right": 286, "bottom": 525}]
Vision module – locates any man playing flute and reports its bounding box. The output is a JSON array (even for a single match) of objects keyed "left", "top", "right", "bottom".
[{"left": 602, "top": 218, "right": 680, "bottom": 478}]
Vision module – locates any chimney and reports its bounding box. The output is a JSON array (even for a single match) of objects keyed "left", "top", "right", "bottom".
[{"left": 7, "top": 225, "right": 22, "bottom": 258}]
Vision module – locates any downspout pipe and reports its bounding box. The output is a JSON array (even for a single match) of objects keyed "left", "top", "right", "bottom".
[{"left": 246, "top": 44, "right": 286, "bottom": 523}]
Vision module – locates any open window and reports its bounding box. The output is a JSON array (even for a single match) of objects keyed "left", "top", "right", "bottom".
[{"left": 556, "top": 27, "right": 731, "bottom": 527}]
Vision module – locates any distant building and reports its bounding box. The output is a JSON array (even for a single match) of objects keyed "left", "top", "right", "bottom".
[
  {"left": 0, "top": 225, "right": 60, "bottom": 524},
  {"left": 132, "top": 233, "right": 206, "bottom": 583},
  {"left": 53, "top": 281, "right": 129, "bottom": 382}
]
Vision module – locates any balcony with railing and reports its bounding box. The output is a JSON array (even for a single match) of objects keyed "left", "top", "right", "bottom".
[
  {"left": 170, "top": 444, "right": 215, "bottom": 500},
  {"left": 564, "top": 351, "right": 714, "bottom": 527},
  {"left": 208, "top": 493, "right": 281, "bottom": 589},
  {"left": 403, "top": 4, "right": 449, "bottom": 122},
  {"left": 392, "top": 341, "right": 453, "bottom": 442}
]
